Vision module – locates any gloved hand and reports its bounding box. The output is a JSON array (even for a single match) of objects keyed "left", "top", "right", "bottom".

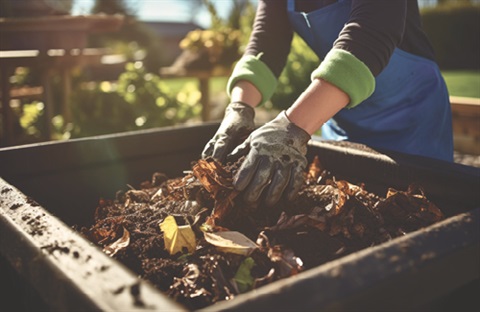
[
  {"left": 227, "top": 111, "right": 311, "bottom": 207},
  {"left": 202, "top": 102, "right": 255, "bottom": 163}
]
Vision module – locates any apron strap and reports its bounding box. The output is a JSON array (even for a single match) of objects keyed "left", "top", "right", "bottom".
[
  {"left": 288, "top": 0, "right": 348, "bottom": 13},
  {"left": 287, "top": 0, "right": 295, "bottom": 12}
]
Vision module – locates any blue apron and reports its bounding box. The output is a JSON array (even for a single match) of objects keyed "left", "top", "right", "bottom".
[{"left": 287, "top": 0, "right": 454, "bottom": 162}]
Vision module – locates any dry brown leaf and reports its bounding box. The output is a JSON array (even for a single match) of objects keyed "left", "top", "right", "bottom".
[
  {"left": 267, "top": 245, "right": 303, "bottom": 278},
  {"left": 103, "top": 226, "right": 130, "bottom": 257},
  {"left": 268, "top": 212, "right": 310, "bottom": 231},
  {"left": 193, "top": 158, "right": 239, "bottom": 225},
  {"left": 307, "top": 155, "right": 323, "bottom": 183}
]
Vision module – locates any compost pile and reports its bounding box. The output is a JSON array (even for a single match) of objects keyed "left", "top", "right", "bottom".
[{"left": 79, "top": 156, "right": 444, "bottom": 310}]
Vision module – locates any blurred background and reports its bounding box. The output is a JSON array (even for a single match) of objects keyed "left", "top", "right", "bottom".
[{"left": 0, "top": 0, "right": 479, "bottom": 157}]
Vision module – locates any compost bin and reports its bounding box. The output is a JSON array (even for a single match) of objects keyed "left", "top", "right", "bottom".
[{"left": 1, "top": 123, "right": 479, "bottom": 311}]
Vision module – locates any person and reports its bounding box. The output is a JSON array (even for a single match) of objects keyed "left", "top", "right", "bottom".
[{"left": 202, "top": 0, "right": 453, "bottom": 207}]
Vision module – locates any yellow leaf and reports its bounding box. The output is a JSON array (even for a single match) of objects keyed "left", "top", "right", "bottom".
[
  {"left": 204, "top": 231, "right": 257, "bottom": 256},
  {"left": 159, "top": 216, "right": 196, "bottom": 255}
]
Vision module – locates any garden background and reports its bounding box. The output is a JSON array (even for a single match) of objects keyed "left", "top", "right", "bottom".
[{"left": 1, "top": 0, "right": 478, "bottom": 148}]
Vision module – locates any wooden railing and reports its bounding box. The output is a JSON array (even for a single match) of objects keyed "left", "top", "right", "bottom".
[
  {"left": 450, "top": 96, "right": 480, "bottom": 155},
  {"left": 0, "top": 48, "right": 126, "bottom": 146},
  {"left": 0, "top": 15, "right": 124, "bottom": 146}
]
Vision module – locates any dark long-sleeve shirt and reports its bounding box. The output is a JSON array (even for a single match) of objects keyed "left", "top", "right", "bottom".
[{"left": 244, "top": 0, "right": 435, "bottom": 78}]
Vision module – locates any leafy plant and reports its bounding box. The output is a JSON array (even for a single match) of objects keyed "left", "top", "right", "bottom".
[
  {"left": 177, "top": 0, "right": 256, "bottom": 69},
  {"left": 179, "top": 28, "right": 242, "bottom": 67},
  {"left": 270, "top": 34, "right": 320, "bottom": 110},
  {"left": 68, "top": 62, "right": 201, "bottom": 138}
]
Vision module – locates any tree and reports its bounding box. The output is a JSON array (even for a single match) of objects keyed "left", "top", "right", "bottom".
[{"left": 88, "top": 0, "right": 165, "bottom": 72}]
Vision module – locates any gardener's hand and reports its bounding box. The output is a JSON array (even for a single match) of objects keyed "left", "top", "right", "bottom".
[
  {"left": 202, "top": 102, "right": 255, "bottom": 163},
  {"left": 227, "top": 111, "right": 311, "bottom": 207}
]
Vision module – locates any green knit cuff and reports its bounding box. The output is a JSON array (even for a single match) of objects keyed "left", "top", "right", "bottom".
[
  {"left": 227, "top": 54, "right": 278, "bottom": 106},
  {"left": 311, "top": 49, "right": 375, "bottom": 108}
]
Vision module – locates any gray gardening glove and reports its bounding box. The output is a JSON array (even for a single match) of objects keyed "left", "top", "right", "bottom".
[
  {"left": 202, "top": 102, "right": 255, "bottom": 163},
  {"left": 227, "top": 111, "right": 311, "bottom": 207}
]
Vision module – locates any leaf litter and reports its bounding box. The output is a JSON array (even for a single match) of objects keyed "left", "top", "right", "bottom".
[{"left": 78, "top": 156, "right": 444, "bottom": 310}]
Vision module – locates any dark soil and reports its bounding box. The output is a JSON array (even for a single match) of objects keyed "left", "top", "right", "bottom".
[{"left": 77, "top": 156, "right": 445, "bottom": 310}]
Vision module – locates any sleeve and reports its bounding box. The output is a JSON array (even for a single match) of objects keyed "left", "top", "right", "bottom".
[
  {"left": 311, "top": 0, "right": 407, "bottom": 108},
  {"left": 227, "top": 0, "right": 294, "bottom": 105}
]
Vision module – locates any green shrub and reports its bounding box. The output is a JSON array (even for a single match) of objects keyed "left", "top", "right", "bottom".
[
  {"left": 270, "top": 34, "right": 320, "bottom": 110},
  {"left": 68, "top": 62, "right": 201, "bottom": 138}
]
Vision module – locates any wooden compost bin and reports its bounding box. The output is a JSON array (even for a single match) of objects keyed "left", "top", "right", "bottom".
[{"left": 0, "top": 124, "right": 479, "bottom": 311}]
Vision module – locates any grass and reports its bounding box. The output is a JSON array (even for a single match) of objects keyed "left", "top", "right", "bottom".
[
  {"left": 161, "top": 77, "right": 228, "bottom": 95},
  {"left": 441, "top": 70, "right": 480, "bottom": 98},
  {"left": 161, "top": 70, "right": 480, "bottom": 101}
]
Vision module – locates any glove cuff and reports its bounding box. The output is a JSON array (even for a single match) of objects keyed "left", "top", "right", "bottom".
[
  {"left": 278, "top": 111, "right": 311, "bottom": 143},
  {"left": 226, "top": 101, "right": 255, "bottom": 119},
  {"left": 267, "top": 111, "right": 311, "bottom": 156}
]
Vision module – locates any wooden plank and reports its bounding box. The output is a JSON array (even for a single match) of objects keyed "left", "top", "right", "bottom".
[
  {"left": 0, "top": 86, "right": 43, "bottom": 100},
  {"left": 450, "top": 96, "right": 480, "bottom": 155},
  {"left": 0, "top": 15, "right": 124, "bottom": 33},
  {"left": 450, "top": 96, "right": 480, "bottom": 106},
  {"left": 450, "top": 96, "right": 480, "bottom": 117}
]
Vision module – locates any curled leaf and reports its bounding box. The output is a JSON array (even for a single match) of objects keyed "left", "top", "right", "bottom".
[
  {"left": 192, "top": 158, "right": 239, "bottom": 225},
  {"left": 267, "top": 212, "right": 309, "bottom": 231},
  {"left": 103, "top": 226, "right": 130, "bottom": 257},
  {"left": 268, "top": 245, "right": 303, "bottom": 278},
  {"left": 306, "top": 155, "right": 323, "bottom": 184},
  {"left": 325, "top": 187, "right": 347, "bottom": 215},
  {"left": 204, "top": 231, "right": 257, "bottom": 256}
]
